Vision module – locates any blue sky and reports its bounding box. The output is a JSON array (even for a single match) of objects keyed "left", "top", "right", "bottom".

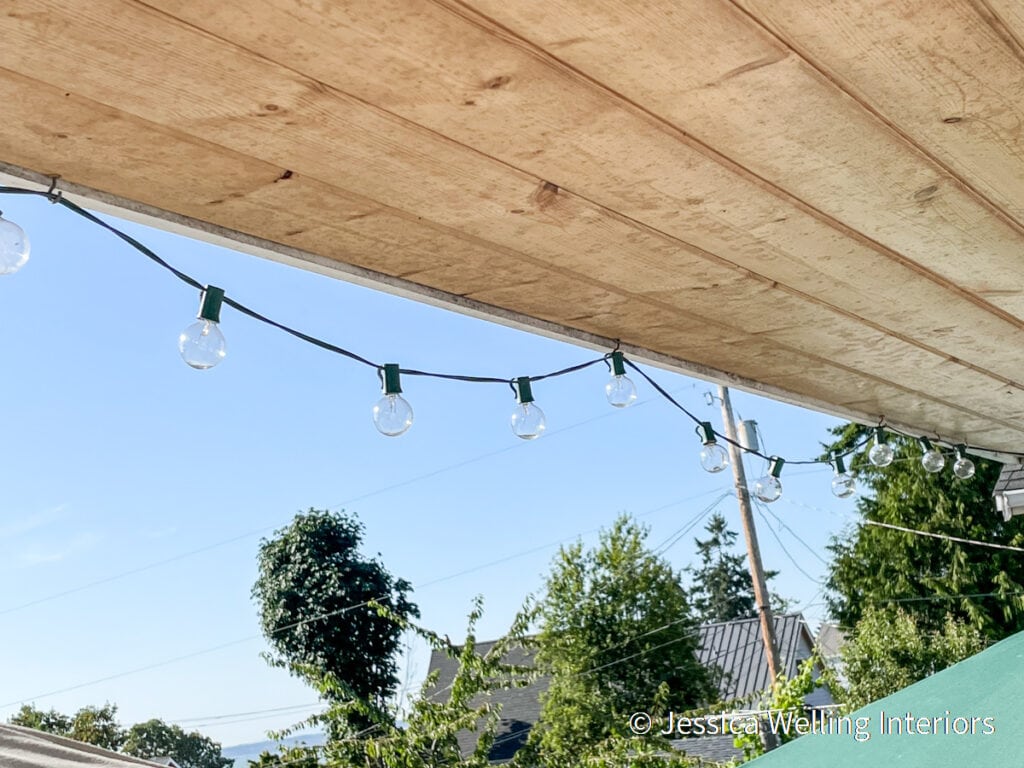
[{"left": 0, "top": 192, "right": 856, "bottom": 746}]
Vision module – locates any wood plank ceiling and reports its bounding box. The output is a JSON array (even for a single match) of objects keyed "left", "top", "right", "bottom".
[{"left": 1, "top": 1, "right": 1023, "bottom": 451}]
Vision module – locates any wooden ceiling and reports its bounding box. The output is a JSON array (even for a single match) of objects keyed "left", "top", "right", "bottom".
[{"left": 2, "top": 1, "right": 1024, "bottom": 452}]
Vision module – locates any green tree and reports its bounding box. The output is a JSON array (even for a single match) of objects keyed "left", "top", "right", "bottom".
[
  {"left": 825, "top": 424, "right": 1024, "bottom": 639},
  {"left": 9, "top": 703, "right": 124, "bottom": 751},
  {"left": 248, "top": 746, "right": 320, "bottom": 768},
  {"left": 686, "top": 512, "right": 785, "bottom": 624},
  {"left": 264, "top": 597, "right": 539, "bottom": 768},
  {"left": 524, "top": 515, "right": 712, "bottom": 767},
  {"left": 253, "top": 508, "right": 419, "bottom": 732},
  {"left": 732, "top": 654, "right": 830, "bottom": 760},
  {"left": 123, "top": 720, "right": 232, "bottom": 768},
  {"left": 839, "top": 606, "right": 984, "bottom": 709}
]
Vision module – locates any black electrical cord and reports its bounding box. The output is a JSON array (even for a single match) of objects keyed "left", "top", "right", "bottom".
[{"left": 2, "top": 183, "right": 1019, "bottom": 463}]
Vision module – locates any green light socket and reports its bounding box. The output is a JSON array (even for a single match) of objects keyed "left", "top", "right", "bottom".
[
  {"left": 874, "top": 426, "right": 888, "bottom": 444},
  {"left": 198, "top": 286, "right": 225, "bottom": 323},
  {"left": 768, "top": 456, "right": 785, "bottom": 478},
  {"left": 382, "top": 364, "right": 402, "bottom": 395},
  {"left": 919, "top": 437, "right": 935, "bottom": 452},
  {"left": 834, "top": 453, "right": 847, "bottom": 475},
  {"left": 698, "top": 421, "right": 717, "bottom": 446},
  {"left": 610, "top": 351, "right": 627, "bottom": 377},
  {"left": 516, "top": 377, "right": 535, "bottom": 404}
]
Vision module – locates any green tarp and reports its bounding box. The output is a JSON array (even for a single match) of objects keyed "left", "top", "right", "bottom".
[{"left": 746, "top": 629, "right": 1024, "bottom": 766}]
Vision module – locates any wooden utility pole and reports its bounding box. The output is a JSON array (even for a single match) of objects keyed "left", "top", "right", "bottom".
[{"left": 717, "top": 385, "right": 782, "bottom": 750}]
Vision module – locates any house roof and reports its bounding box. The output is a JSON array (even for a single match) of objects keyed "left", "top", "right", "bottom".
[
  {"left": 426, "top": 613, "right": 821, "bottom": 763},
  {"left": 815, "top": 622, "right": 846, "bottom": 662},
  {"left": 4, "top": 4, "right": 1024, "bottom": 453},
  {"left": 746, "top": 628, "right": 1024, "bottom": 766},
  {"left": 0, "top": 724, "right": 170, "bottom": 768},
  {"left": 994, "top": 464, "right": 1024, "bottom": 494},
  {"left": 699, "top": 614, "right": 815, "bottom": 701}
]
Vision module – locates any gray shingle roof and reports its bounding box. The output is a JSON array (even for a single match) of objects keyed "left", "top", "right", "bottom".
[
  {"left": 425, "top": 614, "right": 821, "bottom": 764},
  {"left": 994, "top": 463, "right": 1024, "bottom": 493}
]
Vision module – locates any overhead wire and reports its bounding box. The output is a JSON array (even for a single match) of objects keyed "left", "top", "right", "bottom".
[
  {"left": 0, "top": 486, "right": 730, "bottom": 708},
  {"left": 0, "top": 384, "right": 697, "bottom": 617}
]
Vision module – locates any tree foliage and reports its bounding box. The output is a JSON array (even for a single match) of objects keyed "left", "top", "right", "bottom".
[
  {"left": 825, "top": 423, "right": 1024, "bottom": 639},
  {"left": 8, "top": 706, "right": 230, "bottom": 768},
  {"left": 258, "top": 597, "right": 540, "bottom": 768},
  {"left": 686, "top": 512, "right": 784, "bottom": 624},
  {"left": 524, "top": 515, "right": 712, "bottom": 766},
  {"left": 253, "top": 508, "right": 419, "bottom": 730},
  {"left": 838, "top": 606, "right": 984, "bottom": 710},
  {"left": 123, "top": 719, "right": 233, "bottom": 768},
  {"left": 732, "top": 655, "right": 830, "bottom": 761},
  {"left": 260, "top": 596, "right": 699, "bottom": 768},
  {"left": 9, "top": 703, "right": 124, "bottom": 752}
]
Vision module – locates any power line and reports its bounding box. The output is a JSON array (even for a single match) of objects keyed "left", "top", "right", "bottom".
[
  {"left": 863, "top": 520, "right": 1024, "bottom": 553},
  {"left": 0, "top": 384, "right": 694, "bottom": 618},
  {"left": 757, "top": 502, "right": 829, "bottom": 567},
  {"left": 0, "top": 488, "right": 729, "bottom": 708},
  {"left": 170, "top": 702, "right": 322, "bottom": 725},
  {"left": 752, "top": 501, "right": 824, "bottom": 586},
  {"left": 652, "top": 491, "right": 732, "bottom": 555}
]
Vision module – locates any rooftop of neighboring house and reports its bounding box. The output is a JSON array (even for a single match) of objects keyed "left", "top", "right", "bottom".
[{"left": 426, "top": 613, "right": 827, "bottom": 765}]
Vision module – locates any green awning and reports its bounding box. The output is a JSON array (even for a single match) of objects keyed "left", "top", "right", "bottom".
[{"left": 746, "top": 629, "right": 1024, "bottom": 766}]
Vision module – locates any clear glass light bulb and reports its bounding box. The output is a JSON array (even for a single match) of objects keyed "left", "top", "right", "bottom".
[
  {"left": 178, "top": 319, "right": 227, "bottom": 369},
  {"left": 831, "top": 473, "right": 856, "bottom": 499},
  {"left": 868, "top": 439, "right": 894, "bottom": 467},
  {"left": 700, "top": 442, "right": 729, "bottom": 473},
  {"left": 373, "top": 393, "right": 414, "bottom": 437},
  {"left": 0, "top": 215, "right": 30, "bottom": 275},
  {"left": 754, "top": 475, "right": 782, "bottom": 503},
  {"left": 953, "top": 456, "right": 976, "bottom": 480},
  {"left": 605, "top": 374, "right": 637, "bottom": 408},
  {"left": 921, "top": 449, "right": 945, "bottom": 474},
  {"left": 511, "top": 401, "right": 546, "bottom": 440}
]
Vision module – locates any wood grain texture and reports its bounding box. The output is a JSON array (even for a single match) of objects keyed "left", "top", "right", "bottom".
[{"left": 1, "top": 0, "right": 1023, "bottom": 448}]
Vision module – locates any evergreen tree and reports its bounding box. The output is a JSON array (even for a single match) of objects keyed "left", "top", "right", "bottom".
[
  {"left": 686, "top": 512, "right": 784, "bottom": 624},
  {"left": 825, "top": 423, "right": 1024, "bottom": 639}
]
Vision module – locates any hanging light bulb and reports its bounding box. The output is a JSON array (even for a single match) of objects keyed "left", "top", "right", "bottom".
[
  {"left": 867, "top": 427, "right": 894, "bottom": 467},
  {"left": 511, "top": 377, "right": 546, "bottom": 440},
  {"left": 0, "top": 212, "right": 30, "bottom": 275},
  {"left": 372, "top": 363, "right": 414, "bottom": 436},
  {"left": 605, "top": 351, "right": 637, "bottom": 408},
  {"left": 953, "top": 445, "right": 976, "bottom": 480},
  {"left": 919, "top": 437, "right": 945, "bottom": 473},
  {"left": 831, "top": 453, "right": 856, "bottom": 498},
  {"left": 754, "top": 457, "right": 785, "bottom": 503},
  {"left": 697, "top": 421, "right": 729, "bottom": 473},
  {"left": 178, "top": 286, "right": 227, "bottom": 369}
]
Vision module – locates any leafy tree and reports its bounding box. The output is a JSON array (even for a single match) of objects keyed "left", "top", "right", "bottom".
[
  {"left": 732, "top": 655, "right": 834, "bottom": 760},
  {"left": 838, "top": 606, "right": 983, "bottom": 710},
  {"left": 253, "top": 508, "right": 419, "bottom": 732},
  {"left": 9, "top": 703, "right": 124, "bottom": 751},
  {"left": 686, "top": 512, "right": 785, "bottom": 624},
  {"left": 262, "top": 597, "right": 539, "bottom": 768},
  {"left": 9, "top": 705, "right": 72, "bottom": 737},
  {"left": 825, "top": 424, "right": 1024, "bottom": 639},
  {"left": 248, "top": 746, "right": 320, "bottom": 768},
  {"left": 123, "top": 720, "right": 232, "bottom": 768},
  {"left": 524, "top": 515, "right": 712, "bottom": 766},
  {"left": 7, "top": 706, "right": 229, "bottom": 768}
]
